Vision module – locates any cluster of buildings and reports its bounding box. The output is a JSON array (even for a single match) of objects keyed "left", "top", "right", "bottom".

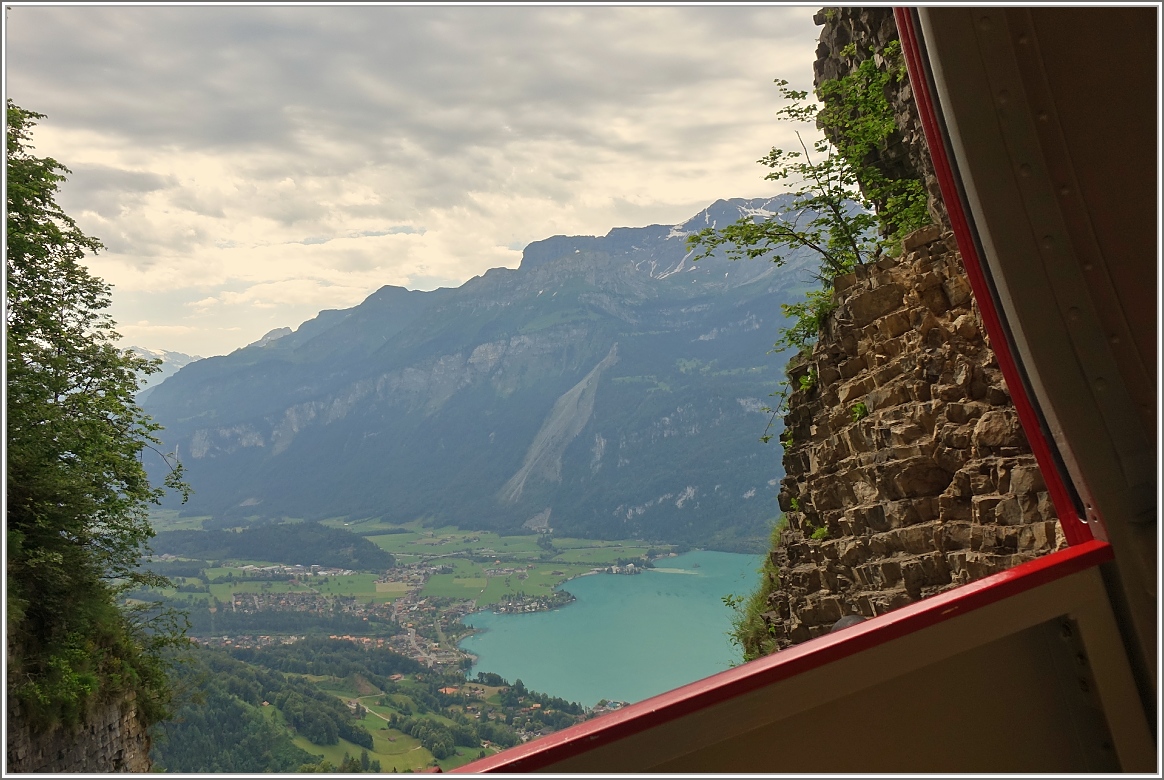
[
  {"left": 590, "top": 700, "right": 630, "bottom": 716},
  {"left": 592, "top": 563, "right": 642, "bottom": 575},
  {"left": 491, "top": 591, "right": 574, "bottom": 614},
  {"left": 384, "top": 632, "right": 467, "bottom": 670},
  {"left": 483, "top": 565, "right": 532, "bottom": 579},
  {"left": 326, "top": 635, "right": 391, "bottom": 648},
  {"left": 192, "top": 634, "right": 304, "bottom": 649},
  {"left": 376, "top": 564, "right": 436, "bottom": 589},
  {"left": 228, "top": 590, "right": 392, "bottom": 619},
  {"left": 235, "top": 563, "right": 356, "bottom": 577}
]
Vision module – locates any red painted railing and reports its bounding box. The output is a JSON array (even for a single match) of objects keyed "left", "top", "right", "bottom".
[{"left": 455, "top": 540, "right": 1112, "bottom": 772}]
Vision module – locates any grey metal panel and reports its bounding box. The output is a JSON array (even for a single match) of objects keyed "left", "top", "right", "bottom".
[
  {"left": 530, "top": 565, "right": 1152, "bottom": 773},
  {"left": 916, "top": 5, "right": 1157, "bottom": 700}
]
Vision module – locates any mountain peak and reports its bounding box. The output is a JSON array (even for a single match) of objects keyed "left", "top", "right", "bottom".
[
  {"left": 251, "top": 327, "right": 292, "bottom": 348},
  {"left": 675, "top": 196, "right": 795, "bottom": 235},
  {"left": 518, "top": 196, "right": 794, "bottom": 272}
]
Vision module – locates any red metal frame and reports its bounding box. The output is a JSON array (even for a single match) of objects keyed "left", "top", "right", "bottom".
[
  {"left": 455, "top": 540, "right": 1112, "bottom": 773},
  {"left": 893, "top": 7, "right": 1093, "bottom": 546}
]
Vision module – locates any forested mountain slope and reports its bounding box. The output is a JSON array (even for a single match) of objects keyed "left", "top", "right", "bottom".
[{"left": 144, "top": 197, "right": 818, "bottom": 551}]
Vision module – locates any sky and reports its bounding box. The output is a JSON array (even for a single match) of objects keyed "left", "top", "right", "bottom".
[{"left": 5, "top": 4, "right": 823, "bottom": 357}]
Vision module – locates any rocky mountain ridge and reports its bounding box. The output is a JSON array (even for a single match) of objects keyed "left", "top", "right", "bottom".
[
  {"left": 143, "top": 196, "right": 823, "bottom": 551},
  {"left": 128, "top": 346, "right": 202, "bottom": 400}
]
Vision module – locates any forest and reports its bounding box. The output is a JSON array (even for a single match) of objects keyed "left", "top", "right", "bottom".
[
  {"left": 150, "top": 638, "right": 590, "bottom": 773},
  {"left": 149, "top": 521, "right": 396, "bottom": 571}
]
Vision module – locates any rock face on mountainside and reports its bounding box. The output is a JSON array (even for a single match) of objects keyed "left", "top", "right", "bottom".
[
  {"left": 755, "top": 8, "right": 1062, "bottom": 647},
  {"left": 7, "top": 695, "right": 152, "bottom": 773},
  {"left": 765, "top": 225, "right": 1064, "bottom": 644},
  {"left": 143, "top": 197, "right": 820, "bottom": 551}
]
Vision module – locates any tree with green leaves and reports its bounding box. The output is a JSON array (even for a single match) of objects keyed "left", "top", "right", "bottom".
[
  {"left": 687, "top": 79, "right": 880, "bottom": 284},
  {"left": 6, "top": 100, "right": 189, "bottom": 728},
  {"left": 688, "top": 40, "right": 930, "bottom": 358},
  {"left": 696, "top": 33, "right": 933, "bottom": 662},
  {"left": 687, "top": 40, "right": 931, "bottom": 445}
]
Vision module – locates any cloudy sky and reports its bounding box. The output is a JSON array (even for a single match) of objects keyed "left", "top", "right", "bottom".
[{"left": 6, "top": 5, "right": 823, "bottom": 357}]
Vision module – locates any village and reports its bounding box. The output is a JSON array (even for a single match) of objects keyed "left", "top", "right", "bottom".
[{"left": 178, "top": 535, "right": 673, "bottom": 673}]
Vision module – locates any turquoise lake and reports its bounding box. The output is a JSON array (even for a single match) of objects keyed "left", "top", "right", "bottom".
[{"left": 459, "top": 550, "right": 765, "bottom": 707}]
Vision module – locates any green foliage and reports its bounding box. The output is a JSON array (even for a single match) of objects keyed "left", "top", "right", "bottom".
[
  {"left": 850, "top": 401, "right": 869, "bottom": 421},
  {"left": 496, "top": 677, "right": 584, "bottom": 717},
  {"left": 686, "top": 37, "right": 931, "bottom": 420},
  {"left": 797, "top": 368, "right": 818, "bottom": 393},
  {"left": 536, "top": 532, "right": 560, "bottom": 558},
  {"left": 148, "top": 652, "right": 317, "bottom": 772},
  {"left": 687, "top": 78, "right": 879, "bottom": 282},
  {"left": 140, "top": 595, "right": 398, "bottom": 637},
  {"left": 314, "top": 750, "right": 382, "bottom": 773},
  {"left": 724, "top": 517, "right": 787, "bottom": 662},
  {"left": 229, "top": 637, "right": 422, "bottom": 680},
  {"left": 150, "top": 645, "right": 377, "bottom": 772},
  {"left": 157, "top": 638, "right": 590, "bottom": 771},
  {"left": 394, "top": 716, "right": 461, "bottom": 759},
  {"left": 811, "top": 526, "right": 831, "bottom": 541},
  {"left": 777, "top": 288, "right": 838, "bottom": 354},
  {"left": 6, "top": 101, "right": 189, "bottom": 729},
  {"left": 816, "top": 40, "right": 930, "bottom": 254},
  {"left": 476, "top": 671, "right": 507, "bottom": 687},
  {"left": 150, "top": 522, "right": 396, "bottom": 571}
]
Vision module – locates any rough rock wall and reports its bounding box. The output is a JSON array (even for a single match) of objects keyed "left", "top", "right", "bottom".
[
  {"left": 7, "top": 695, "right": 151, "bottom": 773},
  {"left": 759, "top": 9, "right": 1061, "bottom": 649},
  {"left": 812, "top": 7, "right": 949, "bottom": 229}
]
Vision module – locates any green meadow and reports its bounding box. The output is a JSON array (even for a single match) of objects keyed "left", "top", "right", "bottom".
[{"left": 144, "top": 516, "right": 672, "bottom": 611}]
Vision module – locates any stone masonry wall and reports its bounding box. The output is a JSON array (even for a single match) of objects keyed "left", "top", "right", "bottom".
[
  {"left": 7, "top": 695, "right": 152, "bottom": 773},
  {"left": 758, "top": 9, "right": 1062, "bottom": 649}
]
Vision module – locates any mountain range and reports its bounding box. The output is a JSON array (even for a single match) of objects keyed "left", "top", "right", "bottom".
[
  {"left": 142, "top": 196, "right": 819, "bottom": 552},
  {"left": 129, "top": 347, "right": 203, "bottom": 400}
]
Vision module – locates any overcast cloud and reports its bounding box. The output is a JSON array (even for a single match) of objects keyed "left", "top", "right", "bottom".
[{"left": 6, "top": 5, "right": 823, "bottom": 356}]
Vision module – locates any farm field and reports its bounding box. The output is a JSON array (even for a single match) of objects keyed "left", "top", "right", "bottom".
[
  {"left": 207, "top": 579, "right": 315, "bottom": 601},
  {"left": 139, "top": 518, "right": 675, "bottom": 623},
  {"left": 361, "top": 525, "right": 670, "bottom": 594},
  {"left": 365, "top": 529, "right": 544, "bottom": 559},
  {"left": 192, "top": 568, "right": 406, "bottom": 605},
  {"left": 147, "top": 508, "right": 211, "bottom": 532}
]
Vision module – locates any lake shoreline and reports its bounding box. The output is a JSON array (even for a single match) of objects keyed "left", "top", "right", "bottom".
[{"left": 456, "top": 550, "right": 764, "bottom": 707}]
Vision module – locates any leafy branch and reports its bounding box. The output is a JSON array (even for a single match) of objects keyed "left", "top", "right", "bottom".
[{"left": 687, "top": 39, "right": 932, "bottom": 457}]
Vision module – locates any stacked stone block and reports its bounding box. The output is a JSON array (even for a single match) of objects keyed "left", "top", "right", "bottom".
[{"left": 764, "top": 225, "right": 1065, "bottom": 648}]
